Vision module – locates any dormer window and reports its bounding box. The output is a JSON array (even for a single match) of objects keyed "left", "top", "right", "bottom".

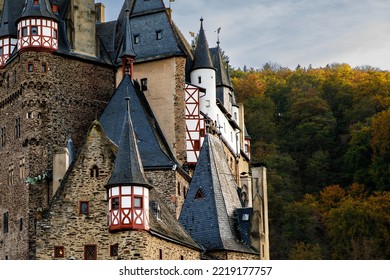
[
  {"left": 134, "top": 35, "right": 140, "bottom": 44},
  {"left": 52, "top": 4, "right": 59, "bottom": 13},
  {"left": 156, "top": 30, "right": 163, "bottom": 40}
]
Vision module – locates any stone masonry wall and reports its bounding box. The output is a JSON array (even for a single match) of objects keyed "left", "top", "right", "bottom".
[
  {"left": 145, "top": 169, "right": 189, "bottom": 219},
  {"left": 0, "top": 51, "right": 114, "bottom": 259},
  {"left": 35, "top": 122, "right": 200, "bottom": 260}
]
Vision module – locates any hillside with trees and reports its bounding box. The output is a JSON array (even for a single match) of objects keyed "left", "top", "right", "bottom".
[{"left": 231, "top": 63, "right": 390, "bottom": 259}]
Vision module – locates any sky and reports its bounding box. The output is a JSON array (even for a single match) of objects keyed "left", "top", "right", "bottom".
[{"left": 99, "top": 0, "right": 390, "bottom": 71}]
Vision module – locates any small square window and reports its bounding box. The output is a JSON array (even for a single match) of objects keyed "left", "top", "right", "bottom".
[
  {"left": 79, "top": 201, "right": 89, "bottom": 214},
  {"left": 0, "top": 47, "right": 3, "bottom": 56},
  {"left": 53, "top": 29, "right": 58, "bottom": 39},
  {"left": 110, "top": 244, "right": 119, "bottom": 257},
  {"left": 54, "top": 246, "right": 65, "bottom": 258},
  {"left": 27, "top": 63, "right": 33, "bottom": 73},
  {"left": 84, "top": 245, "right": 97, "bottom": 260},
  {"left": 41, "top": 64, "right": 47, "bottom": 73},
  {"left": 134, "top": 197, "right": 142, "bottom": 208},
  {"left": 111, "top": 197, "right": 119, "bottom": 210},
  {"left": 31, "top": 26, "right": 38, "bottom": 35}
]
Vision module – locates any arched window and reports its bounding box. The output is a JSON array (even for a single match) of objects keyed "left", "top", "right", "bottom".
[{"left": 90, "top": 165, "right": 99, "bottom": 178}]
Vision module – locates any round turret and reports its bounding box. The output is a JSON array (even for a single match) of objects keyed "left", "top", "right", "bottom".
[{"left": 16, "top": 0, "right": 58, "bottom": 52}]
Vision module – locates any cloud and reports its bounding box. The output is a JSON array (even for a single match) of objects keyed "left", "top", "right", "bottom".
[{"left": 101, "top": 0, "right": 390, "bottom": 70}]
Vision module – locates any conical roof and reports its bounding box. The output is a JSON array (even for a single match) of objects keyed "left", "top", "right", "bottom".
[
  {"left": 106, "top": 91, "right": 151, "bottom": 188},
  {"left": 18, "top": 0, "right": 57, "bottom": 21},
  {"left": 119, "top": 9, "right": 136, "bottom": 58},
  {"left": 191, "top": 18, "right": 214, "bottom": 71},
  {"left": 0, "top": 0, "right": 25, "bottom": 37}
]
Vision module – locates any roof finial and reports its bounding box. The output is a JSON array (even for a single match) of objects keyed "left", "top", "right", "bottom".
[{"left": 216, "top": 27, "right": 221, "bottom": 47}]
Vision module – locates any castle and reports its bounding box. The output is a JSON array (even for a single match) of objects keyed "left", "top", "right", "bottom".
[{"left": 0, "top": 0, "right": 269, "bottom": 260}]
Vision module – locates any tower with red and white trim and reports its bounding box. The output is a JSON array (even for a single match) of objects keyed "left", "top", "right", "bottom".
[
  {"left": 16, "top": 0, "right": 58, "bottom": 52},
  {"left": 105, "top": 92, "right": 152, "bottom": 232},
  {"left": 0, "top": 0, "right": 25, "bottom": 67}
]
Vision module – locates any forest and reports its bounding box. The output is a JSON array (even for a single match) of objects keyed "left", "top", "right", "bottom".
[{"left": 231, "top": 63, "right": 390, "bottom": 259}]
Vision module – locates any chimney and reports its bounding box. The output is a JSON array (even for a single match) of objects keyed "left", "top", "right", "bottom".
[
  {"left": 250, "top": 164, "right": 270, "bottom": 260},
  {"left": 95, "top": 2, "right": 105, "bottom": 24},
  {"left": 52, "top": 147, "right": 70, "bottom": 197}
]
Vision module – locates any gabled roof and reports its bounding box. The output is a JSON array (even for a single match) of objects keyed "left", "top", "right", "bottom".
[
  {"left": 179, "top": 134, "right": 257, "bottom": 254},
  {"left": 106, "top": 94, "right": 150, "bottom": 188},
  {"left": 191, "top": 18, "right": 214, "bottom": 71},
  {"left": 99, "top": 75, "right": 176, "bottom": 169},
  {"left": 0, "top": 0, "right": 25, "bottom": 37},
  {"left": 210, "top": 46, "right": 231, "bottom": 89},
  {"left": 97, "top": 0, "right": 185, "bottom": 64},
  {"left": 19, "top": 0, "right": 57, "bottom": 21}
]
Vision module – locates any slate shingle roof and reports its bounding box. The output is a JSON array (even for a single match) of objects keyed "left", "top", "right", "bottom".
[
  {"left": 99, "top": 75, "right": 176, "bottom": 169},
  {"left": 191, "top": 19, "right": 214, "bottom": 71},
  {"left": 0, "top": 0, "right": 25, "bottom": 37},
  {"left": 106, "top": 95, "right": 150, "bottom": 187},
  {"left": 97, "top": 0, "right": 185, "bottom": 65},
  {"left": 19, "top": 0, "right": 57, "bottom": 21},
  {"left": 179, "top": 134, "right": 257, "bottom": 254}
]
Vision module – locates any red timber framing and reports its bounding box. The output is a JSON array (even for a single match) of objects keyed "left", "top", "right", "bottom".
[
  {"left": 185, "top": 84, "right": 205, "bottom": 164},
  {"left": 0, "top": 37, "right": 17, "bottom": 68},
  {"left": 17, "top": 18, "right": 58, "bottom": 51},
  {"left": 108, "top": 185, "right": 149, "bottom": 232}
]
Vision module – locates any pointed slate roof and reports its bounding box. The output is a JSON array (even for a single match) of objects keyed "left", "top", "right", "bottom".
[
  {"left": 179, "top": 134, "right": 257, "bottom": 254},
  {"left": 99, "top": 75, "right": 176, "bottom": 169},
  {"left": 210, "top": 46, "right": 231, "bottom": 89},
  {"left": 106, "top": 94, "right": 150, "bottom": 188},
  {"left": 18, "top": 0, "right": 57, "bottom": 21},
  {"left": 191, "top": 18, "right": 214, "bottom": 71},
  {"left": 97, "top": 0, "right": 184, "bottom": 64},
  {"left": 0, "top": 0, "right": 25, "bottom": 37},
  {"left": 119, "top": 9, "right": 136, "bottom": 58}
]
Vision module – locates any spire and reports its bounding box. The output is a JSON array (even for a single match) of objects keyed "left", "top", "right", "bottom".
[
  {"left": 119, "top": 9, "right": 136, "bottom": 58},
  {"left": 18, "top": 0, "right": 57, "bottom": 21},
  {"left": 191, "top": 18, "right": 214, "bottom": 71},
  {"left": 120, "top": 9, "right": 136, "bottom": 76},
  {"left": 106, "top": 94, "right": 151, "bottom": 188}
]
